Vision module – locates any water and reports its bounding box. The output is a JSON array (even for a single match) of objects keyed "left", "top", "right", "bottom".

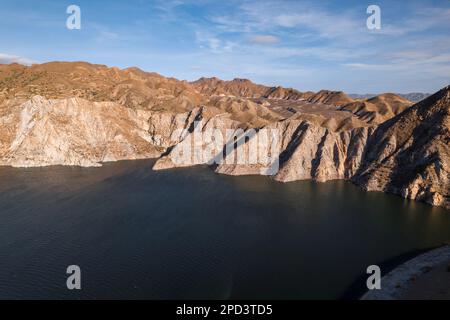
[{"left": 0, "top": 160, "right": 449, "bottom": 299}]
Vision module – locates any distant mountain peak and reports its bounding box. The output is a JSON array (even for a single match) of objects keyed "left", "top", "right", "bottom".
[{"left": 350, "top": 92, "right": 432, "bottom": 103}]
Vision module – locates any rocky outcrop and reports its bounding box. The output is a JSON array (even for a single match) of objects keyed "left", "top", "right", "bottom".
[
  {"left": 273, "top": 122, "right": 372, "bottom": 182},
  {"left": 0, "top": 96, "right": 161, "bottom": 167},
  {"left": 354, "top": 86, "right": 450, "bottom": 209},
  {"left": 147, "top": 107, "right": 210, "bottom": 149},
  {"left": 212, "top": 122, "right": 373, "bottom": 181},
  {"left": 152, "top": 107, "right": 244, "bottom": 171}
]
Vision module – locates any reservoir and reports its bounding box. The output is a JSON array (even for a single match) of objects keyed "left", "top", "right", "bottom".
[{"left": 0, "top": 160, "right": 449, "bottom": 299}]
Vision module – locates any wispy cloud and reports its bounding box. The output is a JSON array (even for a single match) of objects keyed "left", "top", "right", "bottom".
[
  {"left": 195, "top": 30, "right": 236, "bottom": 53},
  {"left": 210, "top": 1, "right": 365, "bottom": 41},
  {"left": 0, "top": 53, "right": 36, "bottom": 65},
  {"left": 375, "top": 7, "right": 450, "bottom": 37},
  {"left": 248, "top": 35, "right": 279, "bottom": 44}
]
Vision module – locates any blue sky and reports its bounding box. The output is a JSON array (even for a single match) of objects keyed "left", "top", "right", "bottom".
[{"left": 0, "top": 0, "right": 449, "bottom": 93}]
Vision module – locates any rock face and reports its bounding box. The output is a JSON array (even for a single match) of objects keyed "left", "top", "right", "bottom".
[
  {"left": 274, "top": 122, "right": 373, "bottom": 182},
  {"left": 213, "top": 120, "right": 373, "bottom": 182},
  {"left": 0, "top": 96, "right": 160, "bottom": 167},
  {"left": 152, "top": 107, "right": 243, "bottom": 171},
  {"left": 0, "top": 61, "right": 448, "bottom": 209},
  {"left": 354, "top": 86, "right": 450, "bottom": 209}
]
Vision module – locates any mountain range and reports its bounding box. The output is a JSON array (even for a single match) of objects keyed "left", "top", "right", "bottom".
[{"left": 0, "top": 61, "right": 448, "bottom": 209}]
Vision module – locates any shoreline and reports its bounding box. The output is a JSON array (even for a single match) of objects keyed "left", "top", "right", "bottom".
[
  {"left": 0, "top": 158, "right": 448, "bottom": 211},
  {"left": 342, "top": 244, "right": 450, "bottom": 300}
]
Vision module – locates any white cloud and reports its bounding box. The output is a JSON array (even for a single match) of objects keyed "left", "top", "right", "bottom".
[
  {"left": 343, "top": 63, "right": 392, "bottom": 70},
  {"left": 0, "top": 53, "right": 36, "bottom": 65},
  {"left": 90, "top": 23, "right": 121, "bottom": 43},
  {"left": 195, "top": 30, "right": 237, "bottom": 53}
]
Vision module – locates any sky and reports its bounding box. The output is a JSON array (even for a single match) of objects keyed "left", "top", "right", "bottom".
[{"left": 0, "top": 0, "right": 449, "bottom": 93}]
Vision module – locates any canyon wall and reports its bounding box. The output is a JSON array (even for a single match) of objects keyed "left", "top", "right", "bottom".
[
  {"left": 354, "top": 87, "right": 450, "bottom": 209},
  {"left": 0, "top": 96, "right": 160, "bottom": 167}
]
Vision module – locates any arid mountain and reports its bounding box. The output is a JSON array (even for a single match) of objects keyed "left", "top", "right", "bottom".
[
  {"left": 354, "top": 86, "right": 450, "bottom": 209},
  {"left": 207, "top": 95, "right": 283, "bottom": 127},
  {"left": 0, "top": 61, "right": 447, "bottom": 209},
  {"left": 191, "top": 77, "right": 308, "bottom": 100},
  {"left": 305, "top": 90, "right": 354, "bottom": 106},
  {"left": 340, "top": 93, "right": 413, "bottom": 125},
  {"left": 191, "top": 77, "right": 268, "bottom": 98},
  {"left": 399, "top": 93, "right": 431, "bottom": 103},
  {"left": 263, "top": 86, "right": 311, "bottom": 100},
  {"left": 0, "top": 61, "right": 203, "bottom": 112}
]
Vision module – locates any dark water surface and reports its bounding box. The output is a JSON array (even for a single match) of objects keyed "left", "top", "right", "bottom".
[{"left": 0, "top": 160, "right": 449, "bottom": 299}]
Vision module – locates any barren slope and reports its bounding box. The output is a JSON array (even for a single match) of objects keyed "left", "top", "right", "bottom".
[
  {"left": 354, "top": 86, "right": 450, "bottom": 209},
  {"left": 0, "top": 62, "right": 203, "bottom": 112},
  {"left": 340, "top": 93, "right": 413, "bottom": 124}
]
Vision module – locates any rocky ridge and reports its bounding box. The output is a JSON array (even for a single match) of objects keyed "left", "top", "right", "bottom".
[{"left": 354, "top": 86, "right": 450, "bottom": 209}]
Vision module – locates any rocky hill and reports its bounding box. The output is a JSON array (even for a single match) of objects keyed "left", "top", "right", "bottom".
[
  {"left": 191, "top": 77, "right": 268, "bottom": 98},
  {"left": 354, "top": 86, "right": 450, "bottom": 209}
]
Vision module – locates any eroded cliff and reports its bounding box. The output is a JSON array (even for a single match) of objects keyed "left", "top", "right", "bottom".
[
  {"left": 354, "top": 86, "right": 450, "bottom": 209},
  {"left": 0, "top": 96, "right": 161, "bottom": 167}
]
